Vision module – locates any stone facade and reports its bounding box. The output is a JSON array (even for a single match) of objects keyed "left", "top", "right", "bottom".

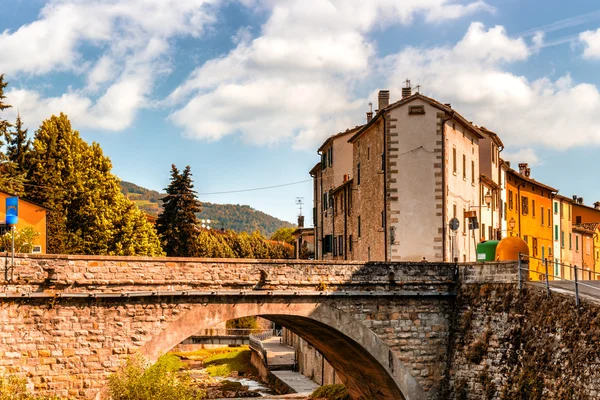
[{"left": 3, "top": 255, "right": 596, "bottom": 400}]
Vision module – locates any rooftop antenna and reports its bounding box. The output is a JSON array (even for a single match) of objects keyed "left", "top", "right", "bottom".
[
  {"left": 415, "top": 85, "right": 421, "bottom": 94},
  {"left": 295, "top": 197, "right": 304, "bottom": 217},
  {"left": 404, "top": 79, "right": 411, "bottom": 88}
]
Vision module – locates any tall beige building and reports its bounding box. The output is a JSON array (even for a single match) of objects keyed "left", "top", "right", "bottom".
[{"left": 312, "top": 85, "right": 494, "bottom": 262}]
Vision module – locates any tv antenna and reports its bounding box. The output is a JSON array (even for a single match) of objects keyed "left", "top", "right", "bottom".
[{"left": 295, "top": 197, "right": 304, "bottom": 216}]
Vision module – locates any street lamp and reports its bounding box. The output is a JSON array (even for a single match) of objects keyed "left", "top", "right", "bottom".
[
  {"left": 484, "top": 191, "right": 492, "bottom": 208},
  {"left": 509, "top": 217, "right": 516, "bottom": 236}
]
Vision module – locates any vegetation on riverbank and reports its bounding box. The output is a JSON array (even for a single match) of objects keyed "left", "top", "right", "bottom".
[
  {"left": 310, "top": 384, "right": 350, "bottom": 400},
  {"left": 172, "top": 346, "right": 256, "bottom": 377},
  {"left": 0, "top": 375, "right": 59, "bottom": 400},
  {"left": 108, "top": 354, "right": 205, "bottom": 400}
]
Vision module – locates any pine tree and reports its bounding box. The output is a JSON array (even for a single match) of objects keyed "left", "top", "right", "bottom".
[
  {"left": 0, "top": 74, "right": 23, "bottom": 194},
  {"left": 156, "top": 165, "right": 202, "bottom": 257},
  {"left": 0, "top": 74, "right": 11, "bottom": 146},
  {"left": 6, "top": 113, "right": 31, "bottom": 169},
  {"left": 26, "top": 113, "right": 163, "bottom": 256}
]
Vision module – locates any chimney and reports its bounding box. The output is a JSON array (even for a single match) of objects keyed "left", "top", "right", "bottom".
[
  {"left": 378, "top": 90, "right": 390, "bottom": 111},
  {"left": 298, "top": 215, "right": 304, "bottom": 228},
  {"left": 578, "top": 197, "right": 584, "bottom": 205},
  {"left": 366, "top": 102, "right": 373, "bottom": 122},
  {"left": 573, "top": 195, "right": 578, "bottom": 202},
  {"left": 594, "top": 202, "right": 600, "bottom": 210},
  {"left": 518, "top": 163, "right": 528, "bottom": 176},
  {"left": 402, "top": 79, "right": 412, "bottom": 98}
]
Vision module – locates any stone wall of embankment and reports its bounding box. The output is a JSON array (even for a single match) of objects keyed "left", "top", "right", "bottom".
[{"left": 447, "top": 283, "right": 600, "bottom": 399}]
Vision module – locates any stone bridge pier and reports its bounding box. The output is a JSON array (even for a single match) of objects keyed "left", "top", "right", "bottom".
[{"left": 0, "top": 255, "right": 517, "bottom": 399}]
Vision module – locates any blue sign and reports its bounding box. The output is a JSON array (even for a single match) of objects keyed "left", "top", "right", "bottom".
[{"left": 5, "top": 197, "right": 18, "bottom": 225}]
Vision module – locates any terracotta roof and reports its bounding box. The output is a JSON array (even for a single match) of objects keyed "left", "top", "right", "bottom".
[
  {"left": 309, "top": 162, "right": 321, "bottom": 176},
  {"left": 506, "top": 167, "right": 558, "bottom": 193},
  {"left": 349, "top": 92, "right": 485, "bottom": 143},
  {"left": 478, "top": 126, "right": 504, "bottom": 148},
  {"left": 573, "top": 223, "right": 600, "bottom": 233},
  {"left": 317, "top": 125, "right": 364, "bottom": 152}
]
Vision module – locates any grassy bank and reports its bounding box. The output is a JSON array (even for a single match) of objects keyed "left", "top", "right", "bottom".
[{"left": 171, "top": 346, "right": 257, "bottom": 377}]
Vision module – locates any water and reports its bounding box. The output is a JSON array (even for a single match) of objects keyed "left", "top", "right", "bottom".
[{"left": 215, "top": 376, "right": 275, "bottom": 397}]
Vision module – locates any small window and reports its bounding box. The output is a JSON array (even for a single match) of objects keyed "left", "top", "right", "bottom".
[
  {"left": 367, "top": 147, "right": 370, "bottom": 161},
  {"left": 547, "top": 209, "right": 551, "bottom": 227},
  {"left": 357, "top": 163, "right": 361, "bottom": 185},
  {"left": 554, "top": 202, "right": 558, "bottom": 214},
  {"left": 533, "top": 237, "right": 538, "bottom": 256},
  {"left": 521, "top": 196, "right": 529, "bottom": 215},
  {"left": 554, "top": 225, "right": 559, "bottom": 241},
  {"left": 508, "top": 190, "right": 513, "bottom": 210},
  {"left": 453, "top": 148, "right": 457, "bottom": 174},
  {"left": 561, "top": 231, "right": 565, "bottom": 248},
  {"left": 569, "top": 234, "right": 572, "bottom": 250},
  {"left": 532, "top": 200, "right": 536, "bottom": 217},
  {"left": 462, "top": 154, "right": 466, "bottom": 179},
  {"left": 541, "top": 207, "right": 545, "bottom": 225},
  {"left": 576, "top": 236, "right": 579, "bottom": 251},
  {"left": 576, "top": 216, "right": 582, "bottom": 224},
  {"left": 338, "top": 236, "right": 343, "bottom": 256},
  {"left": 409, "top": 105, "right": 425, "bottom": 115},
  {"left": 324, "top": 235, "right": 333, "bottom": 253},
  {"left": 471, "top": 160, "right": 475, "bottom": 183},
  {"left": 358, "top": 216, "right": 362, "bottom": 238},
  {"left": 349, "top": 235, "right": 353, "bottom": 252}
]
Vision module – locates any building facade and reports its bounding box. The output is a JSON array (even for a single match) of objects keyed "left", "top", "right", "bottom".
[{"left": 0, "top": 192, "right": 48, "bottom": 254}]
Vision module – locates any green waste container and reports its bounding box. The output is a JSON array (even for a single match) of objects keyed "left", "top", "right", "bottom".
[{"left": 476, "top": 240, "right": 500, "bottom": 262}]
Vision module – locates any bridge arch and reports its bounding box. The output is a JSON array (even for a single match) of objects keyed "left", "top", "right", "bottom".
[{"left": 139, "top": 301, "right": 426, "bottom": 400}]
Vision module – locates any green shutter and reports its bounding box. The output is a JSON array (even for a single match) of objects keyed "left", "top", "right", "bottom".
[{"left": 554, "top": 225, "right": 558, "bottom": 241}]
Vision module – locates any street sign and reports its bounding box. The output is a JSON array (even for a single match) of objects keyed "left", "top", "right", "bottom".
[
  {"left": 5, "top": 197, "right": 18, "bottom": 225},
  {"left": 449, "top": 217, "right": 460, "bottom": 231}
]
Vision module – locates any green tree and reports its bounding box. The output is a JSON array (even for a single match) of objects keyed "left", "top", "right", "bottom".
[
  {"left": 6, "top": 113, "right": 31, "bottom": 169},
  {"left": 0, "top": 74, "right": 23, "bottom": 195},
  {"left": 108, "top": 354, "right": 204, "bottom": 400},
  {"left": 0, "top": 226, "right": 40, "bottom": 253},
  {"left": 26, "top": 113, "right": 163, "bottom": 256},
  {"left": 270, "top": 227, "right": 296, "bottom": 245},
  {"left": 156, "top": 165, "right": 202, "bottom": 257},
  {"left": 0, "top": 74, "right": 11, "bottom": 144}
]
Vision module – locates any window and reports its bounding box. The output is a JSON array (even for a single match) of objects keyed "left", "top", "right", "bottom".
[
  {"left": 521, "top": 196, "right": 529, "bottom": 215},
  {"left": 348, "top": 189, "right": 352, "bottom": 214},
  {"left": 453, "top": 148, "right": 457, "bottom": 174},
  {"left": 532, "top": 200, "right": 536, "bottom": 217},
  {"left": 324, "top": 235, "right": 333, "bottom": 253},
  {"left": 561, "top": 231, "right": 565, "bottom": 248},
  {"left": 338, "top": 236, "right": 343, "bottom": 256},
  {"left": 560, "top": 203, "right": 563, "bottom": 219},
  {"left": 349, "top": 235, "right": 353, "bottom": 252},
  {"left": 489, "top": 226, "right": 493, "bottom": 241},
  {"left": 508, "top": 190, "right": 513, "bottom": 210},
  {"left": 463, "top": 208, "right": 466, "bottom": 234},
  {"left": 576, "top": 236, "right": 579, "bottom": 251},
  {"left": 471, "top": 160, "right": 475, "bottom": 183},
  {"left": 367, "top": 146, "right": 370, "bottom": 161},
  {"left": 541, "top": 246, "right": 545, "bottom": 261},
  {"left": 569, "top": 234, "right": 572, "bottom": 250},
  {"left": 409, "top": 105, "right": 425, "bottom": 115},
  {"left": 576, "top": 216, "right": 582, "bottom": 224},
  {"left": 554, "top": 202, "right": 558, "bottom": 214},
  {"left": 462, "top": 154, "right": 466, "bottom": 179},
  {"left": 568, "top": 206, "right": 571, "bottom": 221},
  {"left": 322, "top": 192, "right": 328, "bottom": 211},
  {"left": 533, "top": 237, "right": 538, "bottom": 256},
  {"left": 333, "top": 237, "right": 337, "bottom": 256},
  {"left": 492, "top": 144, "right": 496, "bottom": 164},
  {"left": 358, "top": 216, "right": 361, "bottom": 238},
  {"left": 482, "top": 223, "right": 486, "bottom": 240},
  {"left": 541, "top": 207, "right": 544, "bottom": 225},
  {"left": 547, "top": 209, "right": 551, "bottom": 227},
  {"left": 357, "top": 163, "right": 361, "bottom": 185},
  {"left": 554, "top": 225, "right": 559, "bottom": 241},
  {"left": 453, "top": 204, "right": 457, "bottom": 218}
]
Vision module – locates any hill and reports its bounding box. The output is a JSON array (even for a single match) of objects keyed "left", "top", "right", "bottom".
[{"left": 120, "top": 181, "right": 295, "bottom": 237}]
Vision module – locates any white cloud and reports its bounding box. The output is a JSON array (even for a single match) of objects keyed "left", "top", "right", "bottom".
[
  {"left": 580, "top": 27, "right": 600, "bottom": 59},
  {"left": 382, "top": 22, "right": 600, "bottom": 150},
  {"left": 169, "top": 0, "right": 493, "bottom": 148},
  {"left": 1, "top": 0, "right": 221, "bottom": 131},
  {"left": 502, "top": 148, "right": 540, "bottom": 166}
]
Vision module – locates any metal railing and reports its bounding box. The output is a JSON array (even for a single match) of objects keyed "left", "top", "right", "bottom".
[
  {"left": 518, "top": 253, "right": 600, "bottom": 306},
  {"left": 195, "top": 328, "right": 272, "bottom": 337},
  {"left": 249, "top": 334, "right": 269, "bottom": 366}
]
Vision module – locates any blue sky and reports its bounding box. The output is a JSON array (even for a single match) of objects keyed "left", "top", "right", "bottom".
[{"left": 2, "top": 0, "right": 600, "bottom": 225}]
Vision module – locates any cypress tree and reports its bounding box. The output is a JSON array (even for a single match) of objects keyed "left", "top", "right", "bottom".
[
  {"left": 0, "top": 75, "right": 23, "bottom": 194},
  {"left": 6, "top": 113, "right": 31, "bottom": 170},
  {"left": 156, "top": 165, "right": 202, "bottom": 257}
]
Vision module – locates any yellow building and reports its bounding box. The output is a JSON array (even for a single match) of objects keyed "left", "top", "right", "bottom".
[
  {"left": 0, "top": 191, "right": 47, "bottom": 254},
  {"left": 505, "top": 164, "right": 557, "bottom": 280},
  {"left": 553, "top": 195, "right": 574, "bottom": 279},
  {"left": 571, "top": 200, "right": 600, "bottom": 280}
]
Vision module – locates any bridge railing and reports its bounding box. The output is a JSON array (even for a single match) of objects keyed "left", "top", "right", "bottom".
[
  {"left": 518, "top": 253, "right": 600, "bottom": 306},
  {"left": 195, "top": 328, "right": 272, "bottom": 337},
  {"left": 249, "top": 334, "right": 269, "bottom": 367}
]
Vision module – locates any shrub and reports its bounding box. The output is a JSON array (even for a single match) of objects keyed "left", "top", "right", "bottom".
[
  {"left": 310, "top": 384, "right": 350, "bottom": 400},
  {"left": 0, "top": 375, "right": 58, "bottom": 400},
  {"left": 108, "top": 354, "right": 205, "bottom": 400}
]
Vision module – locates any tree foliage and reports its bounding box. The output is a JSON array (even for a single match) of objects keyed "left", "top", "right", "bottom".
[
  {"left": 270, "top": 227, "right": 296, "bottom": 245},
  {"left": 156, "top": 165, "right": 202, "bottom": 257},
  {"left": 0, "top": 375, "right": 59, "bottom": 400},
  {"left": 25, "top": 113, "right": 163, "bottom": 255},
  {"left": 108, "top": 354, "right": 204, "bottom": 400},
  {"left": 0, "top": 227, "right": 40, "bottom": 253}
]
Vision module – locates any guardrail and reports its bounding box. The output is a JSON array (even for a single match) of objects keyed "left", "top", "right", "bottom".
[
  {"left": 195, "top": 328, "right": 272, "bottom": 337},
  {"left": 518, "top": 253, "right": 600, "bottom": 306},
  {"left": 249, "top": 334, "right": 269, "bottom": 367}
]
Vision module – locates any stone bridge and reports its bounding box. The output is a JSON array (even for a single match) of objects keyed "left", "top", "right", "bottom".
[{"left": 0, "top": 255, "right": 517, "bottom": 400}]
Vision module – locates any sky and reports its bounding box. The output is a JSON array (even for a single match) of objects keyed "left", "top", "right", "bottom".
[{"left": 2, "top": 0, "right": 600, "bottom": 225}]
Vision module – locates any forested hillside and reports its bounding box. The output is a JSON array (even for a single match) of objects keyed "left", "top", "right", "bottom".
[{"left": 120, "top": 181, "right": 294, "bottom": 236}]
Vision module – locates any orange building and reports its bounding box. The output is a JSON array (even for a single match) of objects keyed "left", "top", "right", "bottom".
[
  {"left": 0, "top": 191, "right": 47, "bottom": 254},
  {"left": 505, "top": 164, "right": 557, "bottom": 280},
  {"left": 571, "top": 200, "right": 600, "bottom": 279}
]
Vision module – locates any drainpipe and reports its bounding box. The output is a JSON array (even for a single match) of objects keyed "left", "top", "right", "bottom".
[
  {"left": 441, "top": 112, "right": 455, "bottom": 261},
  {"left": 382, "top": 112, "right": 388, "bottom": 262}
]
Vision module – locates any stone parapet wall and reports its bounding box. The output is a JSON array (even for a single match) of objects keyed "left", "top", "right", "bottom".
[
  {"left": 457, "top": 262, "right": 519, "bottom": 284},
  {"left": 2, "top": 255, "right": 474, "bottom": 294}
]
